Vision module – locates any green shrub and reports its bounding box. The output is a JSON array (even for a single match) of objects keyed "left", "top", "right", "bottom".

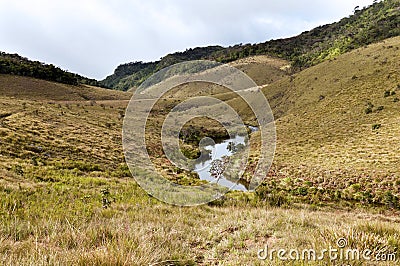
[
  {"left": 101, "top": 188, "right": 112, "bottom": 208},
  {"left": 12, "top": 164, "right": 24, "bottom": 176},
  {"left": 372, "top": 124, "right": 381, "bottom": 130},
  {"left": 365, "top": 107, "right": 373, "bottom": 114}
]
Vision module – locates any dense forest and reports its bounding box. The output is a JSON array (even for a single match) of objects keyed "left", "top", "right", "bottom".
[
  {"left": 0, "top": 52, "right": 105, "bottom": 87},
  {"left": 102, "top": 0, "right": 400, "bottom": 91}
]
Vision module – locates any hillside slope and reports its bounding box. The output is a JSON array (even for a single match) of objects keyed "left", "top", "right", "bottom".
[
  {"left": 0, "top": 39, "right": 400, "bottom": 264},
  {"left": 0, "top": 74, "right": 131, "bottom": 101},
  {"left": 0, "top": 52, "right": 104, "bottom": 87},
  {"left": 265, "top": 36, "right": 400, "bottom": 172},
  {"left": 102, "top": 0, "right": 400, "bottom": 91},
  {"left": 246, "top": 36, "right": 400, "bottom": 208}
]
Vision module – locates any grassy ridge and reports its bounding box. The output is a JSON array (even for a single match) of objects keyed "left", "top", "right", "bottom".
[
  {"left": 0, "top": 52, "right": 105, "bottom": 87},
  {"left": 102, "top": 0, "right": 400, "bottom": 91}
]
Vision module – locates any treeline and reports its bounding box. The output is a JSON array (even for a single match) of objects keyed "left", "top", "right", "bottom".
[
  {"left": 212, "top": 0, "right": 400, "bottom": 67},
  {"left": 101, "top": 46, "right": 224, "bottom": 91},
  {"left": 102, "top": 0, "right": 400, "bottom": 91},
  {"left": 0, "top": 52, "right": 106, "bottom": 87}
]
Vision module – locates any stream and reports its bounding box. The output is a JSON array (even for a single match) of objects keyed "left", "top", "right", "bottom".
[
  {"left": 193, "top": 125, "right": 259, "bottom": 191},
  {"left": 193, "top": 135, "right": 248, "bottom": 191}
]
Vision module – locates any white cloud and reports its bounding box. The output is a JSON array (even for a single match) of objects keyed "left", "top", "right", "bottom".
[{"left": 0, "top": 0, "right": 374, "bottom": 79}]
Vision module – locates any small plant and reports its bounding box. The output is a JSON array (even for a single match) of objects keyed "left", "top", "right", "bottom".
[
  {"left": 118, "top": 110, "right": 125, "bottom": 120},
  {"left": 393, "top": 98, "right": 399, "bottom": 103},
  {"left": 372, "top": 124, "right": 381, "bottom": 130},
  {"left": 383, "top": 191, "right": 399, "bottom": 208},
  {"left": 365, "top": 102, "right": 374, "bottom": 114},
  {"left": 210, "top": 157, "right": 228, "bottom": 180},
  {"left": 384, "top": 90, "right": 391, "bottom": 97},
  {"left": 31, "top": 157, "right": 38, "bottom": 166},
  {"left": 12, "top": 164, "right": 24, "bottom": 176},
  {"left": 376, "top": 105, "right": 384, "bottom": 112},
  {"left": 365, "top": 107, "right": 373, "bottom": 114},
  {"left": 101, "top": 188, "right": 112, "bottom": 209}
]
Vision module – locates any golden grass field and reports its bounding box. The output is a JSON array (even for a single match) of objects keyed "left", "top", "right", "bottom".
[{"left": 0, "top": 37, "right": 400, "bottom": 265}]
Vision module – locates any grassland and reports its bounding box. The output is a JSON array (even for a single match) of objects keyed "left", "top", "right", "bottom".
[{"left": 1, "top": 38, "right": 400, "bottom": 265}]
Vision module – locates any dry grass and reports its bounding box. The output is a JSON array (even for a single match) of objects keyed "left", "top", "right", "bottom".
[
  {"left": 0, "top": 74, "right": 132, "bottom": 101},
  {"left": 0, "top": 38, "right": 400, "bottom": 265}
]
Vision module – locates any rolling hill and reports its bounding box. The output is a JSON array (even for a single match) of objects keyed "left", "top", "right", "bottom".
[
  {"left": 0, "top": 74, "right": 131, "bottom": 101},
  {"left": 1, "top": 1, "right": 400, "bottom": 264},
  {"left": 0, "top": 52, "right": 106, "bottom": 87},
  {"left": 102, "top": 0, "right": 400, "bottom": 91},
  {"left": 251, "top": 36, "right": 400, "bottom": 209},
  {"left": 1, "top": 35, "right": 400, "bottom": 264}
]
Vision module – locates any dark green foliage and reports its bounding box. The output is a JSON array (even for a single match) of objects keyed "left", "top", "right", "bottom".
[
  {"left": 365, "top": 101, "right": 374, "bottom": 114},
  {"left": 11, "top": 164, "right": 24, "bottom": 176},
  {"left": 383, "top": 191, "right": 399, "bottom": 208},
  {"left": 102, "top": 0, "right": 400, "bottom": 91},
  {"left": 100, "top": 188, "right": 112, "bottom": 209},
  {"left": 0, "top": 52, "right": 106, "bottom": 87},
  {"left": 55, "top": 160, "right": 102, "bottom": 172},
  {"left": 372, "top": 123, "right": 382, "bottom": 130},
  {"left": 101, "top": 46, "right": 225, "bottom": 91},
  {"left": 255, "top": 185, "right": 290, "bottom": 207},
  {"left": 365, "top": 107, "right": 373, "bottom": 114}
]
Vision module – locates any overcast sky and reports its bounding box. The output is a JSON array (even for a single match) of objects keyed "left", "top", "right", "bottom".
[{"left": 0, "top": 0, "right": 374, "bottom": 79}]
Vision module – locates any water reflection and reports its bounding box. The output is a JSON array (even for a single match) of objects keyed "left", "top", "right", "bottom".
[{"left": 193, "top": 135, "right": 249, "bottom": 191}]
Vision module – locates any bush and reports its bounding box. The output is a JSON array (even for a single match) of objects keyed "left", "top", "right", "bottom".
[
  {"left": 12, "top": 164, "right": 24, "bottom": 176},
  {"left": 255, "top": 185, "right": 291, "bottom": 207},
  {"left": 372, "top": 124, "right": 381, "bottom": 130},
  {"left": 365, "top": 107, "right": 373, "bottom": 114}
]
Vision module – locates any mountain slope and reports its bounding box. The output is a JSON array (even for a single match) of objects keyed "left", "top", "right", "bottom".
[
  {"left": 245, "top": 36, "right": 400, "bottom": 208},
  {"left": 102, "top": 0, "right": 400, "bottom": 91},
  {"left": 270, "top": 36, "right": 400, "bottom": 172},
  {"left": 0, "top": 74, "right": 131, "bottom": 101},
  {"left": 0, "top": 52, "right": 105, "bottom": 87}
]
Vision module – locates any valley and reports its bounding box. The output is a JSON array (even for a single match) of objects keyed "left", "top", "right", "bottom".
[{"left": 1, "top": 36, "right": 400, "bottom": 264}]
